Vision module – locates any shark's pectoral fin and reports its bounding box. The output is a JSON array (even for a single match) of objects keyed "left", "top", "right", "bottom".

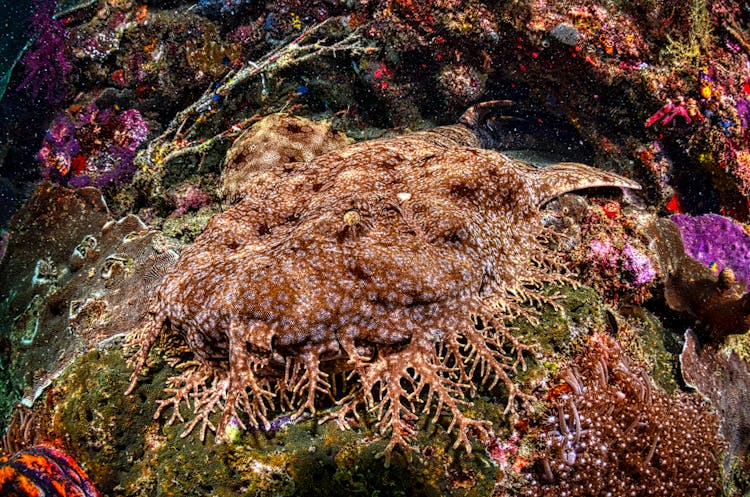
[{"left": 533, "top": 162, "right": 641, "bottom": 206}]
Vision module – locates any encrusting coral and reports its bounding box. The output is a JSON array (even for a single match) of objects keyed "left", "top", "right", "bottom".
[
  {"left": 671, "top": 213, "right": 750, "bottom": 292},
  {"left": 648, "top": 218, "right": 750, "bottom": 342},
  {"left": 125, "top": 101, "right": 640, "bottom": 457}
]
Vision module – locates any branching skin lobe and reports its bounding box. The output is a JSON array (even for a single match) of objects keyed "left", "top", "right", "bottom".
[{"left": 126, "top": 102, "right": 640, "bottom": 457}]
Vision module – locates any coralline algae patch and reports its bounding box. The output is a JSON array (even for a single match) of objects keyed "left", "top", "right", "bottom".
[{"left": 671, "top": 213, "right": 750, "bottom": 290}]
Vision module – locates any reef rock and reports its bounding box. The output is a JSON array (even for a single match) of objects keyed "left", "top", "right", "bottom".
[
  {"left": 0, "top": 183, "right": 177, "bottom": 407},
  {"left": 681, "top": 330, "right": 750, "bottom": 479},
  {"left": 126, "top": 102, "right": 640, "bottom": 456},
  {"left": 648, "top": 218, "right": 750, "bottom": 342}
]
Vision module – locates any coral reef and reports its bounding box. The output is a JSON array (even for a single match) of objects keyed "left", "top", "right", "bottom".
[
  {"left": 523, "top": 333, "right": 724, "bottom": 497},
  {"left": 171, "top": 183, "right": 214, "bottom": 218},
  {"left": 437, "top": 64, "right": 488, "bottom": 109},
  {"left": 0, "top": 444, "right": 101, "bottom": 497},
  {"left": 185, "top": 23, "right": 242, "bottom": 79},
  {"left": 681, "top": 330, "right": 750, "bottom": 488},
  {"left": 126, "top": 102, "right": 640, "bottom": 457},
  {"left": 547, "top": 193, "right": 659, "bottom": 305},
  {"left": 4, "top": 0, "right": 750, "bottom": 494},
  {"left": 7, "top": 346, "right": 514, "bottom": 496}
]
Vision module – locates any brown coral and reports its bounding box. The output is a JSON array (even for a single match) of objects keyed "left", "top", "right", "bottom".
[
  {"left": 523, "top": 333, "right": 724, "bottom": 497},
  {"left": 0, "top": 183, "right": 177, "bottom": 408},
  {"left": 681, "top": 329, "right": 750, "bottom": 477},
  {"left": 126, "top": 102, "right": 640, "bottom": 456}
]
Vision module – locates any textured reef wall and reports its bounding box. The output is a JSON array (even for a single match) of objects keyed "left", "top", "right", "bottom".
[{"left": 1, "top": 1, "right": 749, "bottom": 496}]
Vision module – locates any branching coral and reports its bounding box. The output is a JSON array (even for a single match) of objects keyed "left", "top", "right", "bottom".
[
  {"left": 645, "top": 98, "right": 702, "bottom": 126},
  {"left": 523, "top": 333, "right": 724, "bottom": 497},
  {"left": 145, "top": 17, "right": 371, "bottom": 171}
]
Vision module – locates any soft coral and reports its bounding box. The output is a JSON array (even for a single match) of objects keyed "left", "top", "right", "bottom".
[{"left": 16, "top": 0, "right": 72, "bottom": 105}]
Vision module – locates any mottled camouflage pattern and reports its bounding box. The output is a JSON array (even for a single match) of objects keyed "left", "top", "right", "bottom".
[{"left": 126, "top": 103, "right": 640, "bottom": 455}]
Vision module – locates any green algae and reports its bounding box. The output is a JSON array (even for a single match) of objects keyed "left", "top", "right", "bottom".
[
  {"left": 616, "top": 306, "right": 680, "bottom": 394},
  {"left": 0, "top": 362, "right": 19, "bottom": 430},
  {"left": 48, "top": 346, "right": 500, "bottom": 497},
  {"left": 30, "top": 280, "right": 689, "bottom": 497},
  {"left": 514, "top": 283, "right": 609, "bottom": 355},
  {"left": 9, "top": 293, "right": 44, "bottom": 347},
  {"left": 723, "top": 452, "right": 750, "bottom": 497},
  {"left": 52, "top": 347, "right": 171, "bottom": 491},
  {"left": 161, "top": 205, "right": 221, "bottom": 244},
  {"left": 512, "top": 282, "right": 681, "bottom": 395},
  {"left": 723, "top": 332, "right": 750, "bottom": 364}
]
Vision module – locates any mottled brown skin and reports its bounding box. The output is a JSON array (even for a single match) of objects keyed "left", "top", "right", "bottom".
[
  {"left": 221, "top": 113, "right": 352, "bottom": 203},
  {"left": 126, "top": 103, "right": 640, "bottom": 455}
]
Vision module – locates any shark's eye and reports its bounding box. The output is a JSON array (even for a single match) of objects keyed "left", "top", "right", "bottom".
[{"left": 343, "top": 209, "right": 362, "bottom": 227}]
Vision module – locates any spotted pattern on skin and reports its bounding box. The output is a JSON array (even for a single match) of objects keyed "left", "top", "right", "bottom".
[
  {"left": 126, "top": 104, "right": 640, "bottom": 456},
  {"left": 221, "top": 113, "right": 352, "bottom": 203}
]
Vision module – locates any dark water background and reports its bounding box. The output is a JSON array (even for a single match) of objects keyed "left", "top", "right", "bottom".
[
  {"left": 0, "top": 0, "right": 37, "bottom": 228},
  {"left": 0, "top": 0, "right": 33, "bottom": 102}
]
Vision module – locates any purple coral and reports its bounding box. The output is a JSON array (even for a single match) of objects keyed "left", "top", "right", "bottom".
[
  {"left": 587, "top": 238, "right": 654, "bottom": 287},
  {"left": 37, "top": 115, "right": 79, "bottom": 177},
  {"left": 37, "top": 105, "right": 150, "bottom": 187},
  {"left": 588, "top": 237, "right": 617, "bottom": 268},
  {"left": 172, "top": 184, "right": 212, "bottom": 217},
  {"left": 622, "top": 243, "right": 656, "bottom": 286},
  {"left": 737, "top": 98, "right": 750, "bottom": 129},
  {"left": 113, "top": 110, "right": 150, "bottom": 153},
  {"left": 16, "top": 0, "right": 72, "bottom": 104},
  {"left": 671, "top": 213, "right": 750, "bottom": 290},
  {"left": 94, "top": 108, "right": 150, "bottom": 188}
]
